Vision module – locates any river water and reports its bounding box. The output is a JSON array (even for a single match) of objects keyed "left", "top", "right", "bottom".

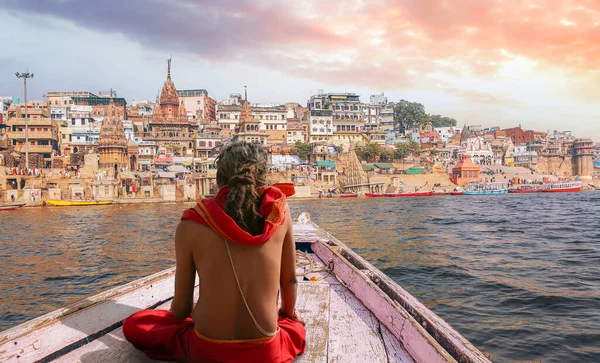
[{"left": 1, "top": 192, "right": 599, "bottom": 362}]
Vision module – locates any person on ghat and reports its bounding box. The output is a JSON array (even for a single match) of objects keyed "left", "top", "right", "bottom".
[{"left": 123, "top": 141, "right": 306, "bottom": 363}]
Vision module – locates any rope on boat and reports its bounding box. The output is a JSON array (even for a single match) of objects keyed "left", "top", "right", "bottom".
[{"left": 296, "top": 250, "right": 331, "bottom": 281}]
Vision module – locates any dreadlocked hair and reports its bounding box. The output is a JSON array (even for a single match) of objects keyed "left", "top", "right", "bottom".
[{"left": 215, "top": 142, "right": 268, "bottom": 236}]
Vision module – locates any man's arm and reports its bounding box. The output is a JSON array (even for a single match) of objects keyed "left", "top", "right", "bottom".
[
  {"left": 279, "top": 204, "right": 299, "bottom": 320},
  {"left": 170, "top": 221, "right": 197, "bottom": 320}
]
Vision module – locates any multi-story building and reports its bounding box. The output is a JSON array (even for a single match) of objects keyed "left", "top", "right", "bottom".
[
  {"left": 369, "top": 93, "right": 388, "bottom": 106},
  {"left": 6, "top": 102, "right": 59, "bottom": 167},
  {"left": 195, "top": 133, "right": 222, "bottom": 158},
  {"left": 379, "top": 103, "right": 394, "bottom": 131},
  {"left": 217, "top": 99, "right": 286, "bottom": 144},
  {"left": 254, "top": 104, "right": 287, "bottom": 145},
  {"left": 364, "top": 93, "right": 387, "bottom": 131},
  {"left": 504, "top": 126, "right": 535, "bottom": 144},
  {"left": 512, "top": 145, "right": 538, "bottom": 167},
  {"left": 1, "top": 97, "right": 12, "bottom": 120},
  {"left": 177, "top": 89, "right": 217, "bottom": 122},
  {"left": 286, "top": 121, "right": 306, "bottom": 145},
  {"left": 61, "top": 105, "right": 102, "bottom": 155},
  {"left": 434, "top": 127, "right": 459, "bottom": 145}
]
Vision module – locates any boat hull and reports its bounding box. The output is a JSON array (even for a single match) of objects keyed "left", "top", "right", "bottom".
[
  {"left": 365, "top": 193, "right": 386, "bottom": 197},
  {"left": 463, "top": 189, "right": 508, "bottom": 195},
  {"left": 46, "top": 200, "right": 113, "bottom": 206},
  {"left": 508, "top": 188, "right": 542, "bottom": 193},
  {"left": 542, "top": 186, "right": 581, "bottom": 193},
  {"left": 0, "top": 205, "right": 22, "bottom": 211},
  {"left": 339, "top": 193, "right": 358, "bottom": 198},
  {"left": 450, "top": 191, "right": 464, "bottom": 195}
]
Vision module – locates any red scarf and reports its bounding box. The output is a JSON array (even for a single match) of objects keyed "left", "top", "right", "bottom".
[{"left": 181, "top": 186, "right": 287, "bottom": 246}]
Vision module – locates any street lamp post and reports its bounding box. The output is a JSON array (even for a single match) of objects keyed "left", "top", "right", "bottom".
[{"left": 15, "top": 71, "right": 34, "bottom": 169}]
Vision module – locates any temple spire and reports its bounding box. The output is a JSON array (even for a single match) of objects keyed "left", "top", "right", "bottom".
[{"left": 167, "top": 56, "right": 172, "bottom": 78}]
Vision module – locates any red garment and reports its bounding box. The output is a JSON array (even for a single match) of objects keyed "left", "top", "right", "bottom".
[
  {"left": 123, "top": 310, "right": 306, "bottom": 363},
  {"left": 180, "top": 186, "right": 287, "bottom": 246},
  {"left": 131, "top": 183, "right": 137, "bottom": 193}
]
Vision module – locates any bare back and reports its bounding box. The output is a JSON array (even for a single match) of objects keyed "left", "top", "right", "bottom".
[{"left": 171, "top": 204, "right": 296, "bottom": 340}]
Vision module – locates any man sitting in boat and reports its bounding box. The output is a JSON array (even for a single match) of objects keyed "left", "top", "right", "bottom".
[{"left": 123, "top": 141, "right": 306, "bottom": 362}]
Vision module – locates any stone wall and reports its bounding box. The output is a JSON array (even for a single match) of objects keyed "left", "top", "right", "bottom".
[{"left": 536, "top": 155, "right": 573, "bottom": 176}]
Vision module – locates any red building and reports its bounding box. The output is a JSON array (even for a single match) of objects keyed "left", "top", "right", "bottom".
[{"left": 504, "top": 127, "right": 534, "bottom": 144}]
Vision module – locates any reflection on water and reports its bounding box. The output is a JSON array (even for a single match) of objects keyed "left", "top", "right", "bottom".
[{"left": 1, "top": 193, "right": 600, "bottom": 362}]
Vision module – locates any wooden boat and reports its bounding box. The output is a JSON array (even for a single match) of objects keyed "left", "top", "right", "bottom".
[
  {"left": 365, "top": 192, "right": 386, "bottom": 198},
  {"left": 46, "top": 200, "right": 113, "bottom": 206},
  {"left": 339, "top": 192, "right": 358, "bottom": 198},
  {"left": 396, "top": 191, "right": 434, "bottom": 197},
  {"left": 463, "top": 182, "right": 508, "bottom": 195},
  {"left": 542, "top": 181, "right": 581, "bottom": 193},
  {"left": 450, "top": 191, "right": 464, "bottom": 195},
  {"left": 0, "top": 203, "right": 24, "bottom": 211},
  {"left": 508, "top": 185, "right": 542, "bottom": 193},
  {"left": 0, "top": 216, "right": 491, "bottom": 363}
]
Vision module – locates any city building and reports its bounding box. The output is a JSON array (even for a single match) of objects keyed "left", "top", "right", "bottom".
[
  {"left": 253, "top": 104, "right": 287, "bottom": 145},
  {"left": 511, "top": 145, "right": 538, "bottom": 168},
  {"left": 143, "top": 59, "right": 198, "bottom": 156},
  {"left": 504, "top": 126, "right": 535, "bottom": 144},
  {"left": 61, "top": 105, "right": 102, "bottom": 155},
  {"left": 434, "top": 127, "right": 459, "bottom": 145},
  {"left": 177, "top": 89, "right": 217, "bottom": 122},
  {"left": 379, "top": 103, "right": 394, "bottom": 131},
  {"left": 1, "top": 97, "right": 12, "bottom": 120},
  {"left": 6, "top": 102, "right": 59, "bottom": 168},
  {"left": 369, "top": 93, "right": 387, "bottom": 106},
  {"left": 286, "top": 121, "right": 305, "bottom": 145},
  {"left": 195, "top": 132, "right": 222, "bottom": 158}
]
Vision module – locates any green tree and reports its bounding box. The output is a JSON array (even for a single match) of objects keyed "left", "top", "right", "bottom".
[
  {"left": 378, "top": 148, "right": 394, "bottom": 162},
  {"left": 292, "top": 141, "right": 312, "bottom": 160},
  {"left": 355, "top": 142, "right": 381, "bottom": 162},
  {"left": 393, "top": 100, "right": 426, "bottom": 132},
  {"left": 429, "top": 114, "right": 457, "bottom": 128}
]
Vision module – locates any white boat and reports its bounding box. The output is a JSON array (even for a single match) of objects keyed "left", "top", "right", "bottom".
[
  {"left": 463, "top": 182, "right": 508, "bottom": 195},
  {"left": 542, "top": 181, "right": 582, "bottom": 193}
]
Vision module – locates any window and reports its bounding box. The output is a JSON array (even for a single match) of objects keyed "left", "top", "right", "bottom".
[
  {"left": 82, "top": 119, "right": 86, "bottom": 125},
  {"left": 71, "top": 119, "right": 76, "bottom": 125}
]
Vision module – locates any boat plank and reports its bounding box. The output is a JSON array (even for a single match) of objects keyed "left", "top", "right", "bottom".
[
  {"left": 52, "top": 296, "right": 190, "bottom": 362},
  {"left": 380, "top": 323, "right": 416, "bottom": 363},
  {"left": 0, "top": 269, "right": 178, "bottom": 363},
  {"left": 313, "top": 241, "right": 454, "bottom": 363},
  {"left": 327, "top": 284, "right": 389, "bottom": 363},
  {"left": 294, "top": 283, "right": 331, "bottom": 363}
]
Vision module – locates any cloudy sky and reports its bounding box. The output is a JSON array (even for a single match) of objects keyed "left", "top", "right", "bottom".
[{"left": 1, "top": 0, "right": 599, "bottom": 140}]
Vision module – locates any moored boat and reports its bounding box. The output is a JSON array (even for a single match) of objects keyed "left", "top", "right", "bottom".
[
  {"left": 46, "top": 200, "right": 113, "bottom": 206},
  {"left": 339, "top": 192, "right": 358, "bottom": 198},
  {"left": 542, "top": 181, "right": 582, "bottom": 193},
  {"left": 396, "top": 191, "right": 434, "bottom": 197},
  {"left": 463, "top": 182, "right": 508, "bottom": 195},
  {"left": 364, "top": 192, "right": 386, "bottom": 197},
  {"left": 450, "top": 191, "right": 464, "bottom": 195},
  {"left": 0, "top": 203, "right": 24, "bottom": 211},
  {"left": 508, "top": 185, "right": 543, "bottom": 193},
  {"left": 0, "top": 216, "right": 491, "bottom": 363}
]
